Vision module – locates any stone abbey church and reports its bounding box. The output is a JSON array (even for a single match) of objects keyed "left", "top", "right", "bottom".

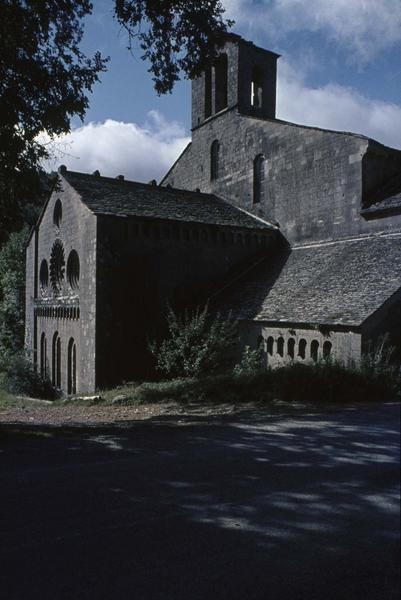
[{"left": 26, "top": 34, "right": 401, "bottom": 395}]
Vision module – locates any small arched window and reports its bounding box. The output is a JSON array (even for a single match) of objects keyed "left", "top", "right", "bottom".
[
  {"left": 266, "top": 336, "right": 274, "bottom": 356},
  {"left": 52, "top": 332, "right": 61, "bottom": 388},
  {"left": 298, "top": 339, "right": 307, "bottom": 359},
  {"left": 288, "top": 338, "right": 295, "bottom": 359},
  {"left": 311, "top": 340, "right": 319, "bottom": 362},
  {"left": 277, "top": 337, "right": 284, "bottom": 357},
  {"left": 205, "top": 65, "right": 212, "bottom": 118},
  {"left": 68, "top": 338, "right": 77, "bottom": 395},
  {"left": 253, "top": 154, "right": 265, "bottom": 204},
  {"left": 40, "top": 333, "right": 47, "bottom": 379},
  {"left": 257, "top": 335, "right": 265, "bottom": 351},
  {"left": 67, "top": 250, "right": 80, "bottom": 290},
  {"left": 211, "top": 140, "right": 220, "bottom": 180},
  {"left": 323, "top": 341, "right": 332, "bottom": 360},
  {"left": 53, "top": 199, "right": 62, "bottom": 228},
  {"left": 214, "top": 53, "right": 228, "bottom": 113},
  {"left": 40, "top": 259, "right": 49, "bottom": 295}
]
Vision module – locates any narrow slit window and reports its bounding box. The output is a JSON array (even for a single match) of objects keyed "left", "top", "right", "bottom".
[
  {"left": 52, "top": 332, "right": 61, "bottom": 388},
  {"left": 251, "top": 67, "right": 263, "bottom": 108},
  {"left": 253, "top": 154, "right": 265, "bottom": 204},
  {"left": 40, "top": 333, "right": 47, "bottom": 378},
  {"left": 298, "top": 339, "right": 307, "bottom": 359},
  {"left": 211, "top": 140, "right": 220, "bottom": 180},
  {"left": 311, "top": 340, "right": 319, "bottom": 362},
  {"left": 214, "top": 54, "right": 228, "bottom": 113},
  {"left": 205, "top": 66, "right": 212, "bottom": 118},
  {"left": 288, "top": 338, "right": 295, "bottom": 359},
  {"left": 323, "top": 341, "right": 332, "bottom": 359},
  {"left": 68, "top": 338, "right": 77, "bottom": 395}
]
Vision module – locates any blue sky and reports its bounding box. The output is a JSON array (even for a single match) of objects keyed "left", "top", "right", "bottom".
[{"left": 49, "top": 0, "right": 401, "bottom": 182}]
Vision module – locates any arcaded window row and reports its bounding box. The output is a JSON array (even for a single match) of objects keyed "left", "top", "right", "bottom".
[
  {"left": 40, "top": 332, "right": 77, "bottom": 395},
  {"left": 264, "top": 336, "right": 333, "bottom": 362}
]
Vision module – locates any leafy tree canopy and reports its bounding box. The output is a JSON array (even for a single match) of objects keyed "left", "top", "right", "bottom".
[
  {"left": 114, "top": 0, "right": 233, "bottom": 94},
  {"left": 0, "top": 226, "right": 28, "bottom": 356},
  {"left": 0, "top": 0, "right": 108, "bottom": 243},
  {"left": 149, "top": 304, "right": 238, "bottom": 378},
  {"left": 0, "top": 0, "right": 232, "bottom": 244}
]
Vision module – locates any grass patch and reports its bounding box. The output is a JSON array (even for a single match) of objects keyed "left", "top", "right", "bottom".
[
  {"left": 0, "top": 385, "right": 18, "bottom": 410},
  {"left": 105, "top": 361, "right": 401, "bottom": 406}
]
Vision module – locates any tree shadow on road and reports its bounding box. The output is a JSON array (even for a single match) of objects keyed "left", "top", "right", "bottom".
[{"left": 0, "top": 402, "right": 399, "bottom": 600}]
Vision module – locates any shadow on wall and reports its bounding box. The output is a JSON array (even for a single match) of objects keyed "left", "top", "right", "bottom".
[{"left": 211, "top": 233, "right": 292, "bottom": 318}]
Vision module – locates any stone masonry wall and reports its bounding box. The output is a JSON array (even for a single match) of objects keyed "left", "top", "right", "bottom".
[
  {"left": 95, "top": 215, "right": 276, "bottom": 387},
  {"left": 25, "top": 177, "right": 97, "bottom": 394},
  {"left": 238, "top": 321, "right": 362, "bottom": 368},
  {"left": 163, "top": 110, "right": 401, "bottom": 244}
]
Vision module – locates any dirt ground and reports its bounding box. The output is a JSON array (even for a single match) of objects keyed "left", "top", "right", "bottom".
[
  {"left": 1, "top": 401, "right": 399, "bottom": 600},
  {"left": 0, "top": 396, "right": 239, "bottom": 426}
]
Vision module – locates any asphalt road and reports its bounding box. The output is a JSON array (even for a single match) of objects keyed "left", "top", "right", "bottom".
[{"left": 1, "top": 401, "right": 400, "bottom": 600}]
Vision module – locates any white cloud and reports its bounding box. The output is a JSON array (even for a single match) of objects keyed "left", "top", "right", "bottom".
[
  {"left": 224, "top": 0, "right": 401, "bottom": 60},
  {"left": 277, "top": 61, "right": 401, "bottom": 149},
  {"left": 39, "top": 75, "right": 401, "bottom": 185},
  {"left": 41, "top": 111, "right": 190, "bottom": 182}
]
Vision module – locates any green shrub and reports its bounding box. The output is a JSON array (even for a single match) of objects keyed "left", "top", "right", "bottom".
[
  {"left": 111, "top": 358, "right": 400, "bottom": 406},
  {"left": 360, "top": 333, "right": 397, "bottom": 375},
  {"left": 233, "top": 344, "right": 265, "bottom": 376},
  {"left": 0, "top": 350, "right": 57, "bottom": 400},
  {"left": 0, "top": 227, "right": 28, "bottom": 354},
  {"left": 270, "top": 360, "right": 400, "bottom": 403},
  {"left": 149, "top": 304, "right": 238, "bottom": 379},
  {"left": 112, "top": 373, "right": 275, "bottom": 405}
]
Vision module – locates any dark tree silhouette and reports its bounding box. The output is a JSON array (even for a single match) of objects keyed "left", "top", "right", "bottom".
[
  {"left": 0, "top": 0, "right": 108, "bottom": 243},
  {"left": 0, "top": 0, "right": 233, "bottom": 244},
  {"left": 114, "top": 0, "right": 233, "bottom": 94}
]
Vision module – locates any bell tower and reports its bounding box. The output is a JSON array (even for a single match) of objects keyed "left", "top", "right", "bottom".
[{"left": 191, "top": 34, "right": 280, "bottom": 130}]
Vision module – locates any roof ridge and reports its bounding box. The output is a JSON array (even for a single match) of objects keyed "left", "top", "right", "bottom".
[
  {"left": 63, "top": 169, "right": 220, "bottom": 199},
  {"left": 61, "top": 170, "right": 274, "bottom": 230},
  {"left": 214, "top": 193, "right": 279, "bottom": 229},
  {"left": 292, "top": 231, "right": 401, "bottom": 250}
]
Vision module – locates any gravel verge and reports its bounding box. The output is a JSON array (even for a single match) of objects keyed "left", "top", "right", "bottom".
[{"left": 0, "top": 397, "right": 238, "bottom": 427}]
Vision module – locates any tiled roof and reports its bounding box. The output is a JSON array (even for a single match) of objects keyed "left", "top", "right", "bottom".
[
  {"left": 214, "top": 234, "right": 401, "bottom": 326},
  {"left": 62, "top": 170, "right": 274, "bottom": 231}
]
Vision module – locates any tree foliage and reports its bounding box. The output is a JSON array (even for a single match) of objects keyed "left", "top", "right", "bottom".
[
  {"left": 149, "top": 304, "right": 238, "bottom": 378},
  {"left": 0, "top": 0, "right": 107, "bottom": 243},
  {"left": 0, "top": 1, "right": 232, "bottom": 243},
  {"left": 114, "top": 0, "right": 233, "bottom": 94},
  {"left": 0, "top": 226, "right": 28, "bottom": 356},
  {"left": 233, "top": 344, "right": 266, "bottom": 376}
]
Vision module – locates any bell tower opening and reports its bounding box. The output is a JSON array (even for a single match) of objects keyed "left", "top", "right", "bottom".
[
  {"left": 251, "top": 67, "right": 263, "bottom": 108},
  {"left": 192, "top": 34, "right": 279, "bottom": 130},
  {"left": 215, "top": 53, "right": 228, "bottom": 113}
]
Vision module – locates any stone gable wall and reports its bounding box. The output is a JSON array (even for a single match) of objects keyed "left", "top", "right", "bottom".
[
  {"left": 163, "top": 111, "right": 401, "bottom": 244},
  {"left": 25, "top": 179, "right": 97, "bottom": 394}
]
